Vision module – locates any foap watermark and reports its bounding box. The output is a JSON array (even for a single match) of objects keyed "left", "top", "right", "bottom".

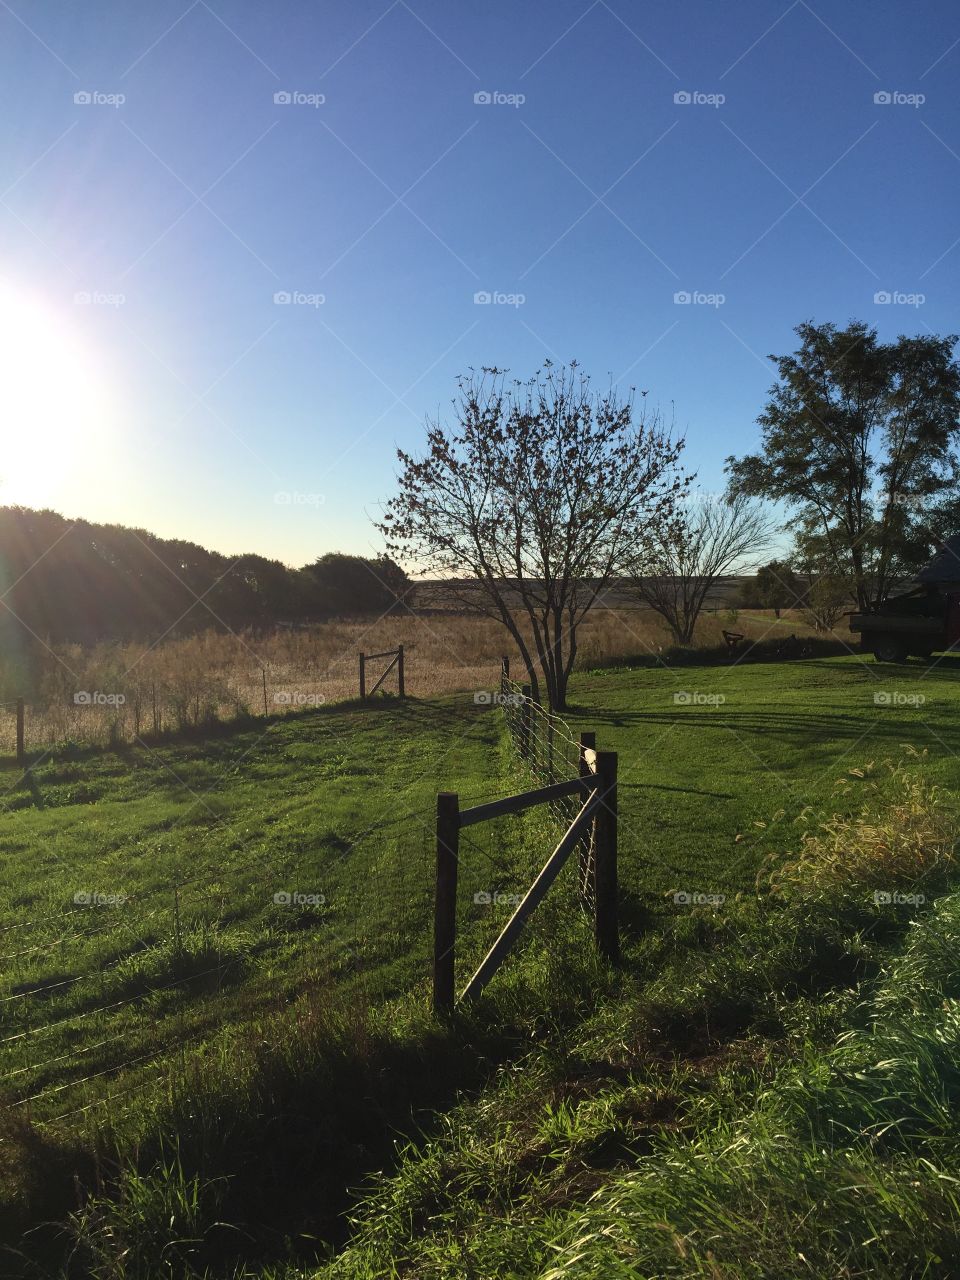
[
  {"left": 273, "top": 690, "right": 326, "bottom": 706},
  {"left": 474, "top": 890, "right": 522, "bottom": 906},
  {"left": 74, "top": 291, "right": 125, "bottom": 308},
  {"left": 873, "top": 90, "right": 925, "bottom": 108},
  {"left": 673, "top": 691, "right": 725, "bottom": 706},
  {"left": 674, "top": 290, "right": 725, "bottom": 307},
  {"left": 74, "top": 691, "right": 126, "bottom": 707},
  {"left": 474, "top": 290, "right": 525, "bottom": 307},
  {"left": 74, "top": 90, "right": 125, "bottom": 108},
  {"left": 681, "top": 489, "right": 730, "bottom": 506},
  {"left": 474, "top": 690, "right": 522, "bottom": 707},
  {"left": 874, "top": 290, "right": 925, "bottom": 307},
  {"left": 274, "top": 490, "right": 325, "bottom": 507},
  {"left": 674, "top": 90, "right": 725, "bottom": 108},
  {"left": 274, "top": 90, "right": 325, "bottom": 107},
  {"left": 880, "top": 490, "right": 926, "bottom": 511},
  {"left": 274, "top": 290, "right": 325, "bottom": 307},
  {"left": 474, "top": 90, "right": 525, "bottom": 107},
  {"left": 673, "top": 890, "right": 725, "bottom": 906},
  {"left": 274, "top": 890, "right": 326, "bottom": 906},
  {"left": 74, "top": 890, "right": 127, "bottom": 906},
  {"left": 874, "top": 889, "right": 925, "bottom": 906},
  {"left": 874, "top": 691, "right": 926, "bottom": 707}
]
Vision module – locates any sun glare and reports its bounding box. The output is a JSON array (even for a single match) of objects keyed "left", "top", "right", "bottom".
[{"left": 0, "top": 278, "right": 115, "bottom": 510}]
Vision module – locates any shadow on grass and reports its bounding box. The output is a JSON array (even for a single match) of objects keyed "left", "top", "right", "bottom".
[
  {"left": 0, "top": 693, "right": 485, "bottom": 779},
  {"left": 581, "top": 707, "right": 960, "bottom": 752}
]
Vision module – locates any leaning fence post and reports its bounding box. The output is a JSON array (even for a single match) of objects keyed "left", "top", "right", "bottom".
[
  {"left": 519, "top": 685, "right": 531, "bottom": 759},
  {"left": 15, "top": 698, "right": 24, "bottom": 767},
  {"left": 397, "top": 644, "right": 405, "bottom": 698},
  {"left": 578, "top": 732, "right": 596, "bottom": 903},
  {"left": 434, "top": 792, "right": 460, "bottom": 1014},
  {"left": 359, "top": 653, "right": 366, "bottom": 700},
  {"left": 593, "top": 750, "right": 619, "bottom": 963}
]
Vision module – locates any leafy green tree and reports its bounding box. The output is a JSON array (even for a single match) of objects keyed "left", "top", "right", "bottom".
[
  {"left": 755, "top": 560, "right": 806, "bottom": 617},
  {"left": 727, "top": 321, "right": 960, "bottom": 610},
  {"left": 305, "top": 553, "right": 411, "bottom": 617}
]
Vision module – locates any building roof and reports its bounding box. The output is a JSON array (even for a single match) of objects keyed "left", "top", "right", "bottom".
[{"left": 918, "top": 535, "right": 960, "bottom": 584}]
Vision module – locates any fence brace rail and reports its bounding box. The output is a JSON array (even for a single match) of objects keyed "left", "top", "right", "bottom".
[
  {"left": 433, "top": 729, "right": 618, "bottom": 1013},
  {"left": 359, "top": 645, "right": 405, "bottom": 700}
]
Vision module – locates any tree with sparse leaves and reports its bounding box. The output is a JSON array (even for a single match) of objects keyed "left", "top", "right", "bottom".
[
  {"left": 378, "top": 362, "right": 688, "bottom": 709},
  {"left": 622, "top": 493, "right": 774, "bottom": 644},
  {"left": 802, "top": 572, "right": 849, "bottom": 632}
]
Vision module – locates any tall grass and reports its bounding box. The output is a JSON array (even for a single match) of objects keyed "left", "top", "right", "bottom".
[
  {"left": 768, "top": 750, "right": 958, "bottom": 897},
  {"left": 0, "top": 607, "right": 811, "bottom": 755}
]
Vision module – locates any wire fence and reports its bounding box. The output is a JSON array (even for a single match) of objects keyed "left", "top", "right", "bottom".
[
  {"left": 0, "top": 659, "right": 605, "bottom": 1131},
  {"left": 0, "top": 794, "right": 464, "bottom": 1129},
  {"left": 498, "top": 662, "right": 597, "bottom": 912}
]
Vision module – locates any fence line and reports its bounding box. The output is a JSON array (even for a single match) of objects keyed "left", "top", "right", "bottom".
[
  {"left": 1, "top": 652, "right": 611, "bottom": 1126},
  {"left": 432, "top": 658, "right": 619, "bottom": 1012}
]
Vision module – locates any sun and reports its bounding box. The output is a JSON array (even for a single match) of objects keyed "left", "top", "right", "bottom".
[{"left": 0, "top": 277, "right": 115, "bottom": 510}]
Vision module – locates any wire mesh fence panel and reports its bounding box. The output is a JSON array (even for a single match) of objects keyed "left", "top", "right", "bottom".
[
  {"left": 0, "top": 797, "right": 473, "bottom": 1129},
  {"left": 498, "top": 669, "right": 597, "bottom": 907}
]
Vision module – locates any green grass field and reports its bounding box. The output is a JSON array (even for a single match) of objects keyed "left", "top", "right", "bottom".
[
  {"left": 569, "top": 652, "right": 960, "bottom": 896},
  {"left": 2, "top": 654, "right": 959, "bottom": 1277},
  {"left": 0, "top": 697, "right": 514, "bottom": 1128}
]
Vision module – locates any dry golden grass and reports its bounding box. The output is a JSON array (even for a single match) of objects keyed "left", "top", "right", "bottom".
[
  {"left": 0, "top": 605, "right": 818, "bottom": 754},
  {"left": 769, "top": 750, "right": 958, "bottom": 895}
]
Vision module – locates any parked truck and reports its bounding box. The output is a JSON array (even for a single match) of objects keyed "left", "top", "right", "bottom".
[{"left": 850, "top": 536, "right": 960, "bottom": 662}]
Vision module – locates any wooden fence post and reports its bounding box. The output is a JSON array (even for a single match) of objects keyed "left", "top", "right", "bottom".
[
  {"left": 433, "top": 792, "right": 460, "bottom": 1014},
  {"left": 262, "top": 669, "right": 268, "bottom": 717},
  {"left": 15, "top": 698, "right": 24, "bottom": 767},
  {"left": 577, "top": 732, "right": 596, "bottom": 903},
  {"left": 397, "top": 645, "right": 405, "bottom": 698},
  {"left": 519, "top": 684, "right": 531, "bottom": 759},
  {"left": 359, "top": 653, "right": 366, "bottom": 700},
  {"left": 593, "top": 750, "right": 619, "bottom": 963}
]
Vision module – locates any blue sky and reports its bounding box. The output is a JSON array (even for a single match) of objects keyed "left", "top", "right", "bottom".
[{"left": 1, "top": 0, "right": 958, "bottom": 566}]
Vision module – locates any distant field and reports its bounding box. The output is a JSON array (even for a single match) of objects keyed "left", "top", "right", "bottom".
[{"left": 0, "top": 604, "right": 822, "bottom": 754}]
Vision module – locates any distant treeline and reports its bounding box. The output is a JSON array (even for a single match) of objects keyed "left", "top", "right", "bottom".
[{"left": 0, "top": 507, "right": 412, "bottom": 643}]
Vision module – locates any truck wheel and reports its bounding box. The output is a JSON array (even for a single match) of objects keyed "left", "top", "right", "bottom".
[{"left": 873, "top": 639, "right": 908, "bottom": 663}]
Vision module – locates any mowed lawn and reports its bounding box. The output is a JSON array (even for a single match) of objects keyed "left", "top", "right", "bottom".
[
  {"left": 0, "top": 697, "right": 510, "bottom": 1126},
  {"left": 567, "top": 653, "right": 960, "bottom": 903},
  {"left": 4, "top": 654, "right": 960, "bottom": 1129}
]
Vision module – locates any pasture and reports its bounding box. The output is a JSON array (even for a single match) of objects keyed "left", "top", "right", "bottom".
[
  {"left": 570, "top": 651, "right": 960, "bottom": 897},
  {"left": 1, "top": 649, "right": 958, "bottom": 1275},
  {"left": 1, "top": 652, "right": 955, "bottom": 1125}
]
